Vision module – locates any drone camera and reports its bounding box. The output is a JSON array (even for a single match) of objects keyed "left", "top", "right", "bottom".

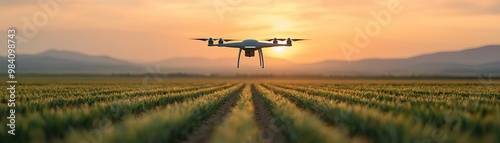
[{"left": 244, "top": 49, "right": 255, "bottom": 57}]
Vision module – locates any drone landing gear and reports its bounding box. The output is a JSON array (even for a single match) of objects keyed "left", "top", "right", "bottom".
[
  {"left": 237, "top": 48, "right": 242, "bottom": 68},
  {"left": 258, "top": 48, "right": 264, "bottom": 68},
  {"left": 237, "top": 48, "right": 265, "bottom": 68}
]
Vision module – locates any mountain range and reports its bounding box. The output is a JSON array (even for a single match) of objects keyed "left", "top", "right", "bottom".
[{"left": 2, "top": 45, "right": 500, "bottom": 76}]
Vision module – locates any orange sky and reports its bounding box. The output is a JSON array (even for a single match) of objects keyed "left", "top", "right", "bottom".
[{"left": 1, "top": 0, "right": 499, "bottom": 63}]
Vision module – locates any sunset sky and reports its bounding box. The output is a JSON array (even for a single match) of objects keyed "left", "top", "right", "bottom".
[{"left": 1, "top": 0, "right": 499, "bottom": 63}]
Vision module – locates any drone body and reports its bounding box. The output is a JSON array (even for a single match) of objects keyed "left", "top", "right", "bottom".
[{"left": 191, "top": 38, "right": 307, "bottom": 68}]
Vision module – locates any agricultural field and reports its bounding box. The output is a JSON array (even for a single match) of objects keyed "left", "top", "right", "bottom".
[{"left": 1, "top": 77, "right": 499, "bottom": 143}]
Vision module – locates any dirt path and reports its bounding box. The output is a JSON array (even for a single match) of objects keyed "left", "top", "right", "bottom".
[
  {"left": 251, "top": 85, "right": 285, "bottom": 143},
  {"left": 181, "top": 87, "right": 243, "bottom": 143}
]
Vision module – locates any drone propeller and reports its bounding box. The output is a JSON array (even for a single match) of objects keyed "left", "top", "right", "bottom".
[
  {"left": 291, "top": 39, "right": 309, "bottom": 41},
  {"left": 214, "top": 38, "right": 239, "bottom": 42},
  {"left": 262, "top": 38, "right": 309, "bottom": 42},
  {"left": 261, "top": 38, "right": 286, "bottom": 41},
  {"left": 190, "top": 38, "right": 239, "bottom": 42},
  {"left": 190, "top": 38, "right": 211, "bottom": 41}
]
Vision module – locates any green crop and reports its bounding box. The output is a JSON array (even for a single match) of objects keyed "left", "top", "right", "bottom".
[{"left": 1, "top": 77, "right": 497, "bottom": 143}]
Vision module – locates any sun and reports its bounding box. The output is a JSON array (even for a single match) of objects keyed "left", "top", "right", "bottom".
[
  {"left": 273, "top": 46, "right": 286, "bottom": 53},
  {"left": 274, "top": 23, "right": 289, "bottom": 31}
]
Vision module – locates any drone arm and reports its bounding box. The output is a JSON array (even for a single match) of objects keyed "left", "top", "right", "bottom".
[
  {"left": 258, "top": 43, "right": 291, "bottom": 48},
  {"left": 213, "top": 42, "right": 244, "bottom": 48}
]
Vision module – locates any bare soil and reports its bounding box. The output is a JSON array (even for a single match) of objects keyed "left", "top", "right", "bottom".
[
  {"left": 181, "top": 87, "right": 242, "bottom": 143},
  {"left": 251, "top": 85, "right": 285, "bottom": 143}
]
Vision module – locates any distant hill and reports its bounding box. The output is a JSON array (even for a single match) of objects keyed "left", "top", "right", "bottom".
[
  {"left": 309, "top": 45, "right": 500, "bottom": 75},
  {"left": 38, "top": 50, "right": 132, "bottom": 66},
  {"left": 2, "top": 45, "right": 499, "bottom": 76},
  {"left": 1, "top": 50, "right": 141, "bottom": 74},
  {"left": 408, "top": 45, "right": 500, "bottom": 65}
]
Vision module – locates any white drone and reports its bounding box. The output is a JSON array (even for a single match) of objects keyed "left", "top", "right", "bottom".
[{"left": 191, "top": 38, "right": 308, "bottom": 68}]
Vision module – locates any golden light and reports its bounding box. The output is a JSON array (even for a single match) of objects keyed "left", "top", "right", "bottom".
[
  {"left": 273, "top": 46, "right": 286, "bottom": 53},
  {"left": 274, "top": 22, "right": 289, "bottom": 31}
]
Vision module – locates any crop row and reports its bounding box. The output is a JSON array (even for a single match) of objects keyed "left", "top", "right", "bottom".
[
  {"left": 210, "top": 84, "right": 260, "bottom": 143},
  {"left": 64, "top": 84, "right": 244, "bottom": 142},
  {"left": 271, "top": 83, "right": 499, "bottom": 134},
  {"left": 254, "top": 84, "right": 350, "bottom": 143},
  {"left": 7, "top": 83, "right": 229, "bottom": 115},
  {"left": 263, "top": 83, "right": 497, "bottom": 143},
  {"left": 309, "top": 83, "right": 500, "bottom": 101},
  {"left": 15, "top": 82, "right": 218, "bottom": 102},
  {"left": 0, "top": 83, "right": 240, "bottom": 142}
]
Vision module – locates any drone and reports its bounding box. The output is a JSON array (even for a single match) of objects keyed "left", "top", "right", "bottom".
[{"left": 191, "top": 38, "right": 308, "bottom": 68}]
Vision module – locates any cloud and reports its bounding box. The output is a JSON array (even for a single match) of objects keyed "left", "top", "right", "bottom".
[{"left": 444, "top": 1, "right": 500, "bottom": 14}]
